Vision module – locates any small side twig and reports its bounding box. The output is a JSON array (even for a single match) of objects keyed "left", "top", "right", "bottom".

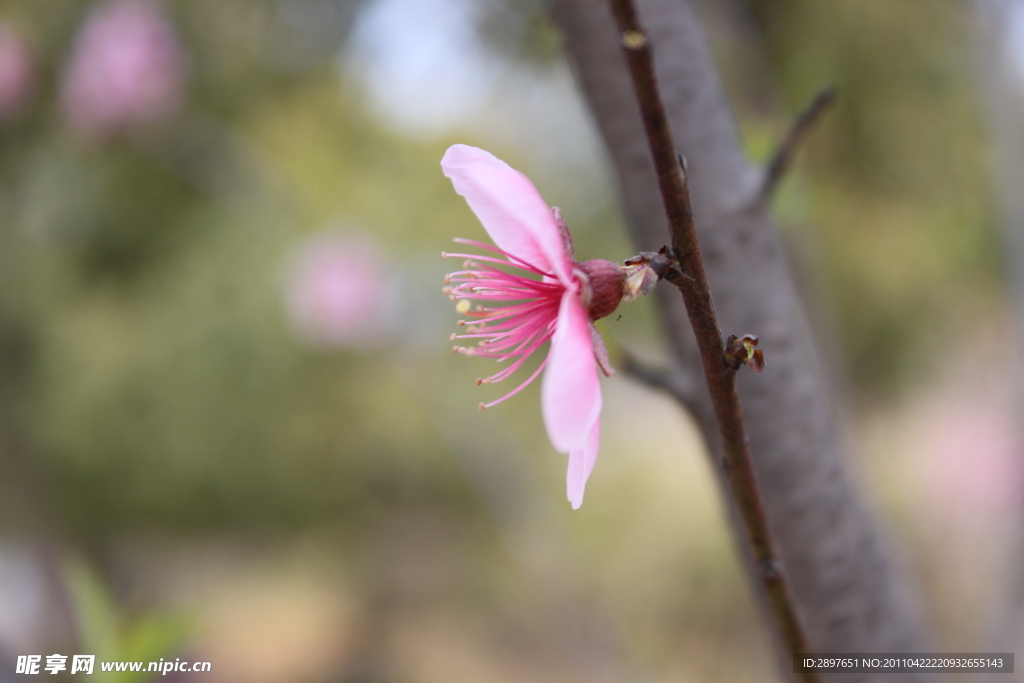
[
  {"left": 755, "top": 85, "right": 837, "bottom": 206},
  {"left": 618, "top": 350, "right": 699, "bottom": 411},
  {"left": 608, "top": 0, "right": 817, "bottom": 677}
]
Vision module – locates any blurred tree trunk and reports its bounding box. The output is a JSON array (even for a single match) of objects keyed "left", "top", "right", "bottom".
[
  {"left": 975, "top": 0, "right": 1024, "bottom": 668},
  {"left": 547, "top": 0, "right": 933, "bottom": 674}
]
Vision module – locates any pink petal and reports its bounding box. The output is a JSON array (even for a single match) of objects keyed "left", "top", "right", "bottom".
[
  {"left": 567, "top": 418, "right": 600, "bottom": 509},
  {"left": 441, "top": 144, "right": 573, "bottom": 285},
  {"left": 541, "top": 289, "right": 601, "bottom": 453}
]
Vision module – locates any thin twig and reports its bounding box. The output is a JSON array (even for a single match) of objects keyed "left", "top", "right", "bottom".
[
  {"left": 756, "top": 85, "right": 837, "bottom": 205},
  {"left": 618, "top": 351, "right": 698, "bottom": 410},
  {"left": 607, "top": 0, "right": 817, "bottom": 676}
]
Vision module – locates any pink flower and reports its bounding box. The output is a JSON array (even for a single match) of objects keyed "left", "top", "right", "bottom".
[
  {"left": 284, "top": 232, "right": 396, "bottom": 348},
  {"left": 442, "top": 144, "right": 651, "bottom": 509},
  {"left": 61, "top": 0, "right": 187, "bottom": 139},
  {"left": 0, "top": 24, "right": 34, "bottom": 120}
]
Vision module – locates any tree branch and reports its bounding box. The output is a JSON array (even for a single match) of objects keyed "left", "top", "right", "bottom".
[
  {"left": 548, "top": 0, "right": 934, "bottom": 675},
  {"left": 618, "top": 350, "right": 699, "bottom": 409},
  {"left": 755, "top": 85, "right": 837, "bottom": 206},
  {"left": 607, "top": 0, "right": 814, "bottom": 671}
]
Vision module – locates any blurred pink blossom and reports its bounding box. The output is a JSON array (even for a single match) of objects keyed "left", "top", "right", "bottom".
[
  {"left": 442, "top": 144, "right": 650, "bottom": 509},
  {"left": 61, "top": 0, "right": 186, "bottom": 138},
  {"left": 285, "top": 232, "right": 395, "bottom": 349},
  {"left": 921, "top": 393, "right": 1024, "bottom": 523},
  {"left": 0, "top": 23, "right": 34, "bottom": 120}
]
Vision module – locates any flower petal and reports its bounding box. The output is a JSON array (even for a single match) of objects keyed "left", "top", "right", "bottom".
[
  {"left": 542, "top": 289, "right": 601, "bottom": 453},
  {"left": 567, "top": 418, "right": 600, "bottom": 509},
  {"left": 441, "top": 144, "right": 573, "bottom": 285}
]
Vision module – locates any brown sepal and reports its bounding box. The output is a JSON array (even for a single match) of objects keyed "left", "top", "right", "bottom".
[{"left": 725, "top": 334, "right": 765, "bottom": 373}]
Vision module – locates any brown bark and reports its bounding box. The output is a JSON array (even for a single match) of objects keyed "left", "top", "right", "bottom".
[
  {"left": 547, "top": 0, "right": 932, "bottom": 673},
  {"left": 607, "top": 0, "right": 813, "bottom": 669}
]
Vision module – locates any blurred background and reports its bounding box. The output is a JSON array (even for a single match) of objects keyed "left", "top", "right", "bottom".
[{"left": 0, "top": 0, "right": 1021, "bottom": 680}]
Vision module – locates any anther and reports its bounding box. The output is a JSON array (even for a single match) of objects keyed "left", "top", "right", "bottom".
[
  {"left": 475, "top": 378, "right": 483, "bottom": 386},
  {"left": 450, "top": 333, "right": 457, "bottom": 341},
  {"left": 441, "top": 251, "right": 448, "bottom": 258},
  {"left": 457, "top": 320, "right": 466, "bottom": 326},
  {"left": 478, "top": 403, "right": 486, "bottom": 411}
]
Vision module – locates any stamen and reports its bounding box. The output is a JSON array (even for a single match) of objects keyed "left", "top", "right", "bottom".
[
  {"left": 451, "top": 239, "right": 549, "bottom": 275},
  {"left": 446, "top": 237, "right": 568, "bottom": 414},
  {"left": 481, "top": 357, "right": 549, "bottom": 409}
]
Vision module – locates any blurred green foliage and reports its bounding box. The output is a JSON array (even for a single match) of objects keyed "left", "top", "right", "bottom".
[
  {"left": 0, "top": 0, "right": 487, "bottom": 537},
  {"left": 67, "top": 559, "right": 189, "bottom": 682}
]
